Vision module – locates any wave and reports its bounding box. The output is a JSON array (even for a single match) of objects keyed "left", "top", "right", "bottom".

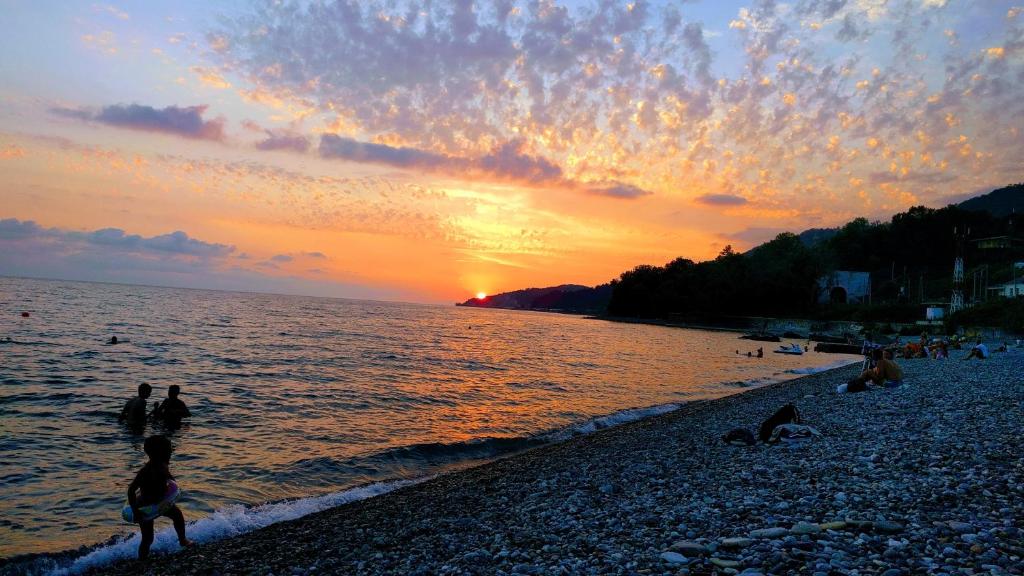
[
  {"left": 9, "top": 478, "right": 425, "bottom": 576},
  {"left": 10, "top": 401, "right": 686, "bottom": 575},
  {"left": 784, "top": 358, "right": 861, "bottom": 375}
]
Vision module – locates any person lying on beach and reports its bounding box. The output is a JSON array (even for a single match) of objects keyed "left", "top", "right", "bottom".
[
  {"left": 127, "top": 435, "right": 191, "bottom": 559},
  {"left": 152, "top": 385, "right": 191, "bottom": 427},
  {"left": 119, "top": 384, "right": 152, "bottom": 429},
  {"left": 965, "top": 341, "right": 989, "bottom": 360},
  {"left": 849, "top": 349, "right": 903, "bottom": 389}
]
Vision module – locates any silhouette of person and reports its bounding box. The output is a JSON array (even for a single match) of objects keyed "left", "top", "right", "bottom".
[
  {"left": 127, "top": 435, "right": 191, "bottom": 559},
  {"left": 119, "top": 384, "right": 152, "bottom": 431},
  {"left": 152, "top": 385, "right": 191, "bottom": 428},
  {"left": 756, "top": 347, "right": 764, "bottom": 358},
  {"left": 109, "top": 336, "right": 119, "bottom": 344}
]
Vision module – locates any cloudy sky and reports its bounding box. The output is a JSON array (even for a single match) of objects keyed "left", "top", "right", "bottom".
[{"left": 1, "top": 1, "right": 1021, "bottom": 302}]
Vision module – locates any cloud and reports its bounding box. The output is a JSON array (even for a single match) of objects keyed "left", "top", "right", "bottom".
[
  {"left": 207, "top": 0, "right": 1024, "bottom": 217},
  {"left": 270, "top": 254, "right": 293, "bottom": 262},
  {"left": 0, "top": 219, "right": 235, "bottom": 257},
  {"left": 50, "top": 104, "right": 226, "bottom": 141},
  {"left": 0, "top": 217, "right": 405, "bottom": 300},
  {"left": 695, "top": 193, "right": 749, "bottom": 206},
  {"left": 319, "top": 134, "right": 650, "bottom": 198},
  {"left": 255, "top": 131, "right": 310, "bottom": 152}
]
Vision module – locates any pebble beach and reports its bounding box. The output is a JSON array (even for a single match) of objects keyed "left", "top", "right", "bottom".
[{"left": 94, "top": 351, "right": 1022, "bottom": 576}]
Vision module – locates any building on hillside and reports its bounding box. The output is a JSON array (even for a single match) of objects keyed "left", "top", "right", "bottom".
[
  {"left": 972, "top": 236, "right": 1024, "bottom": 250},
  {"left": 987, "top": 281, "right": 1024, "bottom": 298},
  {"left": 817, "top": 271, "right": 871, "bottom": 305}
]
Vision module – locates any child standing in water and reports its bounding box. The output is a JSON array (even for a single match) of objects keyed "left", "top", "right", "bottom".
[{"left": 127, "top": 435, "right": 191, "bottom": 559}]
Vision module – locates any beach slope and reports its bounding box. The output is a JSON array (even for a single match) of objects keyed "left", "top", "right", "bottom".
[{"left": 100, "top": 354, "right": 1023, "bottom": 575}]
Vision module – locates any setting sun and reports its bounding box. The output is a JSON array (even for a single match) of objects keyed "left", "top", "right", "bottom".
[{"left": 476, "top": 292, "right": 487, "bottom": 300}]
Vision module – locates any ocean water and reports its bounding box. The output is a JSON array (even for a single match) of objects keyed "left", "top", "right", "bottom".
[{"left": 0, "top": 277, "right": 857, "bottom": 571}]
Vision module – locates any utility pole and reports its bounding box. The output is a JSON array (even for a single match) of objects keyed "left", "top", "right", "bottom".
[{"left": 951, "top": 227, "right": 966, "bottom": 313}]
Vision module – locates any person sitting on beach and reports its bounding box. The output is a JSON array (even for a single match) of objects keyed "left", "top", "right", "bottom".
[
  {"left": 965, "top": 340, "right": 989, "bottom": 360},
  {"left": 127, "top": 435, "right": 191, "bottom": 559},
  {"left": 996, "top": 342, "right": 1008, "bottom": 353},
  {"left": 152, "top": 385, "right": 191, "bottom": 427},
  {"left": 119, "top": 384, "right": 152, "bottom": 428},
  {"left": 756, "top": 347, "right": 763, "bottom": 358},
  {"left": 849, "top": 349, "right": 903, "bottom": 389}
]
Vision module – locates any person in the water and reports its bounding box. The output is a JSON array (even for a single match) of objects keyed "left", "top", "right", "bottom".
[
  {"left": 152, "top": 385, "right": 191, "bottom": 427},
  {"left": 119, "top": 384, "right": 152, "bottom": 429},
  {"left": 127, "top": 435, "right": 191, "bottom": 559},
  {"left": 109, "top": 335, "right": 118, "bottom": 344}
]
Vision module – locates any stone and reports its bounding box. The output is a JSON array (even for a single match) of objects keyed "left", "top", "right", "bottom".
[
  {"left": 818, "top": 521, "right": 847, "bottom": 531},
  {"left": 670, "top": 541, "right": 707, "bottom": 555},
  {"left": 659, "top": 551, "right": 688, "bottom": 564},
  {"left": 947, "top": 521, "right": 974, "bottom": 534},
  {"left": 750, "top": 527, "right": 789, "bottom": 539},
  {"left": 874, "top": 520, "right": 904, "bottom": 534},
  {"left": 721, "top": 538, "right": 753, "bottom": 549},
  {"left": 790, "top": 522, "right": 822, "bottom": 535},
  {"left": 710, "top": 558, "right": 742, "bottom": 569}
]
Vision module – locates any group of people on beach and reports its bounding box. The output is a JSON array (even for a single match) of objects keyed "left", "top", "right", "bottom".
[
  {"left": 900, "top": 332, "right": 1012, "bottom": 360},
  {"left": 117, "top": 376, "right": 194, "bottom": 559}
]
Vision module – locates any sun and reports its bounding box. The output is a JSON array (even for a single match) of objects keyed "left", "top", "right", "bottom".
[{"left": 476, "top": 291, "right": 487, "bottom": 299}]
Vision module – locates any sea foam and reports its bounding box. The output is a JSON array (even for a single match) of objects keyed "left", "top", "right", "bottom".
[{"left": 42, "top": 478, "right": 425, "bottom": 575}]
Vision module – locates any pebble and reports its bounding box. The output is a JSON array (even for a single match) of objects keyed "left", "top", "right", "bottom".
[
  {"left": 669, "top": 541, "right": 707, "bottom": 555},
  {"left": 749, "top": 527, "right": 789, "bottom": 539},
  {"left": 659, "top": 552, "right": 688, "bottom": 564},
  {"left": 790, "top": 522, "right": 821, "bottom": 535}
]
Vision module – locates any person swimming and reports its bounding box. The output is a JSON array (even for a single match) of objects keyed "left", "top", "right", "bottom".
[
  {"left": 109, "top": 336, "right": 119, "bottom": 345},
  {"left": 152, "top": 385, "right": 191, "bottom": 428},
  {"left": 119, "top": 384, "right": 152, "bottom": 430}
]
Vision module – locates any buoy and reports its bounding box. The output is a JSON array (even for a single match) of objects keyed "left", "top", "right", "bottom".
[{"left": 21, "top": 312, "right": 29, "bottom": 318}]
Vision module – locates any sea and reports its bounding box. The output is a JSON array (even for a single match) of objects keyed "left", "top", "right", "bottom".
[{"left": 0, "top": 276, "right": 858, "bottom": 574}]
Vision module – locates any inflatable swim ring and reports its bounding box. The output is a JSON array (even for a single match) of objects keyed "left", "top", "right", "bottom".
[{"left": 121, "top": 480, "right": 180, "bottom": 523}]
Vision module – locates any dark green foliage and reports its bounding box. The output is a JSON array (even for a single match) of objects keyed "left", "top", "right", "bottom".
[
  {"left": 607, "top": 234, "right": 825, "bottom": 318},
  {"left": 947, "top": 297, "right": 1024, "bottom": 334},
  {"left": 608, "top": 201, "right": 1023, "bottom": 322}
]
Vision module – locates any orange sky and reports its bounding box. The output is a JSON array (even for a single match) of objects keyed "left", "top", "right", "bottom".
[{"left": 1, "top": 1, "right": 1022, "bottom": 302}]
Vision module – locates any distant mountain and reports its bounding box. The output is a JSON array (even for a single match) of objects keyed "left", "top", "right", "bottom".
[
  {"left": 958, "top": 183, "right": 1024, "bottom": 218},
  {"left": 797, "top": 227, "right": 838, "bottom": 246},
  {"left": 457, "top": 283, "right": 612, "bottom": 313}
]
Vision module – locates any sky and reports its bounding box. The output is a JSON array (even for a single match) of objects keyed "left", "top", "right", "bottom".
[{"left": 1, "top": 0, "right": 1022, "bottom": 303}]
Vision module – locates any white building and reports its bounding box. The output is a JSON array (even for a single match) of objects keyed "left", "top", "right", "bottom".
[
  {"left": 818, "top": 271, "right": 871, "bottom": 304},
  {"left": 987, "top": 281, "right": 1024, "bottom": 298}
]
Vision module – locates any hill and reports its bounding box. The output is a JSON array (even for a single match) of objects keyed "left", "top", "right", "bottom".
[
  {"left": 456, "top": 283, "right": 612, "bottom": 313},
  {"left": 958, "top": 183, "right": 1024, "bottom": 218}
]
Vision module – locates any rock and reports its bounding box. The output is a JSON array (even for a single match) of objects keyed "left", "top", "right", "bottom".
[
  {"left": 790, "top": 522, "right": 822, "bottom": 535},
  {"left": 750, "top": 527, "right": 789, "bottom": 539},
  {"left": 874, "top": 520, "right": 904, "bottom": 534},
  {"left": 947, "top": 521, "right": 974, "bottom": 533},
  {"left": 721, "top": 537, "right": 753, "bottom": 549},
  {"left": 669, "top": 541, "right": 707, "bottom": 555},
  {"left": 818, "top": 521, "right": 847, "bottom": 531},
  {"left": 659, "top": 551, "right": 688, "bottom": 564},
  {"left": 710, "top": 558, "right": 742, "bottom": 569}
]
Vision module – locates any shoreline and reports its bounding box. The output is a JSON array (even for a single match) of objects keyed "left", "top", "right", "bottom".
[
  {"left": 82, "top": 352, "right": 1024, "bottom": 575},
  {"left": 4, "top": 358, "right": 857, "bottom": 575}
]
